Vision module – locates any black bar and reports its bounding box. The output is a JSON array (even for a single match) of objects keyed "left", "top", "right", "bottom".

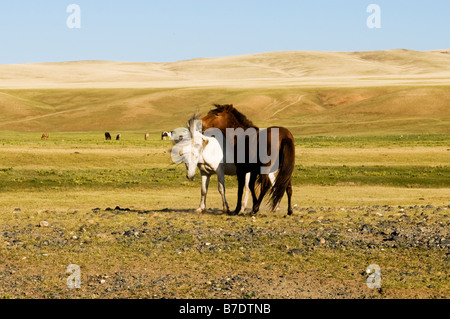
[{"left": 1, "top": 299, "right": 446, "bottom": 318}]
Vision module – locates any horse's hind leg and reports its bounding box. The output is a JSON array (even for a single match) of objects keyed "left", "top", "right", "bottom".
[
  {"left": 217, "top": 168, "right": 229, "bottom": 214},
  {"left": 252, "top": 173, "right": 270, "bottom": 215},
  {"left": 269, "top": 172, "right": 280, "bottom": 211},
  {"left": 286, "top": 179, "right": 293, "bottom": 215}
]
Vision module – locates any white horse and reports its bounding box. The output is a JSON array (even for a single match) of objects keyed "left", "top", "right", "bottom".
[
  {"left": 172, "top": 119, "right": 275, "bottom": 214},
  {"left": 161, "top": 131, "right": 172, "bottom": 140}
]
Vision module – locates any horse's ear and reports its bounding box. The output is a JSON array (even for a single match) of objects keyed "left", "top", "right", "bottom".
[{"left": 224, "top": 104, "right": 234, "bottom": 112}]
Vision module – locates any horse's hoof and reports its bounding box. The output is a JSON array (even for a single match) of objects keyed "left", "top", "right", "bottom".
[
  {"left": 287, "top": 209, "right": 293, "bottom": 216},
  {"left": 195, "top": 208, "right": 203, "bottom": 214},
  {"left": 251, "top": 207, "right": 259, "bottom": 216}
]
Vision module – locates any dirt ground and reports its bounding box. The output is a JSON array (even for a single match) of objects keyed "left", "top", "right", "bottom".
[{"left": 1, "top": 204, "right": 448, "bottom": 299}]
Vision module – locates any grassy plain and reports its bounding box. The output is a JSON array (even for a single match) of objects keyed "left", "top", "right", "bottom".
[
  {"left": 0, "top": 132, "right": 449, "bottom": 207},
  {"left": 0, "top": 132, "right": 448, "bottom": 299}
]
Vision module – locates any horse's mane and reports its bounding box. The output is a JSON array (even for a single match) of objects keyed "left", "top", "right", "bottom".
[
  {"left": 187, "top": 110, "right": 203, "bottom": 138},
  {"left": 188, "top": 111, "right": 201, "bottom": 125},
  {"left": 208, "top": 104, "right": 258, "bottom": 129}
]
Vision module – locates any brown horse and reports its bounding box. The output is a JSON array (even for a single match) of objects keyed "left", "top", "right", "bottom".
[{"left": 202, "top": 104, "right": 295, "bottom": 215}]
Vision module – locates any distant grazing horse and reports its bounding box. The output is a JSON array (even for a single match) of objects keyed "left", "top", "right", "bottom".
[
  {"left": 145, "top": 133, "right": 149, "bottom": 141},
  {"left": 202, "top": 104, "right": 295, "bottom": 215},
  {"left": 116, "top": 134, "right": 121, "bottom": 141},
  {"left": 161, "top": 131, "right": 172, "bottom": 140},
  {"left": 41, "top": 133, "right": 49, "bottom": 140},
  {"left": 105, "top": 132, "right": 111, "bottom": 140},
  {"left": 172, "top": 114, "right": 275, "bottom": 214}
]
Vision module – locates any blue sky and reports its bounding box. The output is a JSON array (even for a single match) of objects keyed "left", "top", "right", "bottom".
[{"left": 0, "top": 0, "right": 449, "bottom": 64}]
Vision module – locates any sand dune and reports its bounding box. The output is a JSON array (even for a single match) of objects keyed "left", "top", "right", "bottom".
[{"left": 1, "top": 49, "right": 450, "bottom": 89}]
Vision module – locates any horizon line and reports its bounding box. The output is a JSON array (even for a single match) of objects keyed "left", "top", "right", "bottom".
[{"left": 2, "top": 48, "right": 450, "bottom": 66}]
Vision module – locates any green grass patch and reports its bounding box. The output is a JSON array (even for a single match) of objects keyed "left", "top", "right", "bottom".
[
  {"left": 294, "top": 165, "right": 450, "bottom": 188},
  {"left": 294, "top": 134, "right": 450, "bottom": 148},
  {"left": 1, "top": 164, "right": 447, "bottom": 191}
]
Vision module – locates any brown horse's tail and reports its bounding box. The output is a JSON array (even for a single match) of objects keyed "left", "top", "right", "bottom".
[{"left": 268, "top": 135, "right": 295, "bottom": 211}]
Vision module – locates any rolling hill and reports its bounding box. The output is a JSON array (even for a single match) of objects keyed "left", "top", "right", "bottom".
[{"left": 0, "top": 49, "right": 449, "bottom": 134}]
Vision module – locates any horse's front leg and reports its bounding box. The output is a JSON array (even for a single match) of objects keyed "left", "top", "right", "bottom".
[
  {"left": 232, "top": 170, "right": 246, "bottom": 215},
  {"left": 240, "top": 173, "right": 251, "bottom": 214},
  {"left": 196, "top": 174, "right": 210, "bottom": 213},
  {"left": 216, "top": 166, "right": 229, "bottom": 214}
]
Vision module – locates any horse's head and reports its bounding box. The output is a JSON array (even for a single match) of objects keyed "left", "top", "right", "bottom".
[
  {"left": 201, "top": 104, "right": 235, "bottom": 132},
  {"left": 202, "top": 104, "right": 257, "bottom": 133},
  {"left": 186, "top": 130, "right": 207, "bottom": 181},
  {"left": 181, "top": 113, "right": 206, "bottom": 181},
  {"left": 171, "top": 132, "right": 203, "bottom": 181}
]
